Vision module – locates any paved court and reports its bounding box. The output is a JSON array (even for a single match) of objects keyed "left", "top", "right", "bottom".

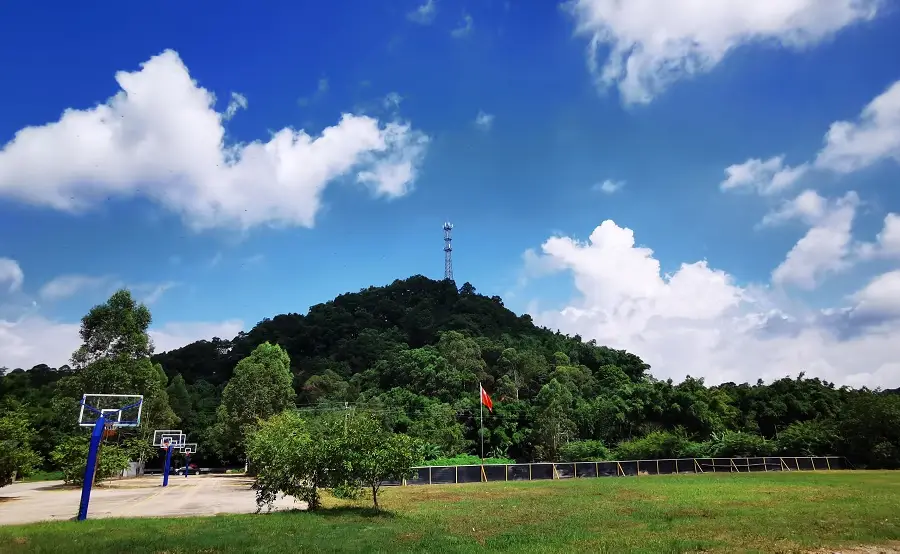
[{"left": 0, "top": 475, "right": 305, "bottom": 525}]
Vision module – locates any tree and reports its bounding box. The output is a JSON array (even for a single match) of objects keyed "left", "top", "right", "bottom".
[
  {"left": 71, "top": 289, "right": 153, "bottom": 368},
  {"left": 51, "top": 436, "right": 130, "bottom": 485},
  {"left": 216, "top": 342, "right": 296, "bottom": 459},
  {"left": 0, "top": 409, "right": 41, "bottom": 487},
  {"left": 57, "top": 290, "right": 177, "bottom": 433},
  {"left": 166, "top": 374, "right": 194, "bottom": 426},
  {"left": 247, "top": 410, "right": 343, "bottom": 511},
  {"left": 344, "top": 414, "right": 422, "bottom": 510}
]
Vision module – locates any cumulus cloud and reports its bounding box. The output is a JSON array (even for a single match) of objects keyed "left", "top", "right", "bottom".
[
  {"left": 0, "top": 258, "right": 24, "bottom": 293},
  {"left": 593, "top": 179, "right": 625, "bottom": 194},
  {"left": 222, "top": 92, "right": 248, "bottom": 121},
  {"left": 408, "top": 0, "right": 437, "bottom": 25},
  {"left": 525, "top": 219, "right": 900, "bottom": 388},
  {"left": 0, "top": 262, "right": 243, "bottom": 370},
  {"left": 858, "top": 213, "right": 900, "bottom": 260},
  {"left": 724, "top": 79, "right": 900, "bottom": 197},
  {"left": 815, "top": 80, "right": 900, "bottom": 173},
  {"left": 0, "top": 50, "right": 430, "bottom": 230},
  {"left": 720, "top": 156, "right": 808, "bottom": 196},
  {"left": 566, "top": 0, "right": 880, "bottom": 104},
  {"left": 770, "top": 191, "right": 859, "bottom": 289},
  {"left": 474, "top": 111, "right": 494, "bottom": 131}
]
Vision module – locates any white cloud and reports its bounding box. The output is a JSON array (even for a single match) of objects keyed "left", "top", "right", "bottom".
[
  {"left": 720, "top": 156, "right": 808, "bottom": 195},
  {"left": 771, "top": 191, "right": 859, "bottom": 289},
  {"left": 858, "top": 213, "right": 900, "bottom": 260},
  {"left": 39, "top": 274, "right": 109, "bottom": 301},
  {"left": 408, "top": 0, "right": 437, "bottom": 25},
  {"left": 566, "top": 0, "right": 880, "bottom": 105},
  {"left": 451, "top": 14, "right": 473, "bottom": 38},
  {"left": 0, "top": 261, "right": 243, "bottom": 369},
  {"left": 723, "top": 79, "right": 900, "bottom": 197},
  {"left": 474, "top": 111, "right": 494, "bottom": 131},
  {"left": 759, "top": 189, "right": 828, "bottom": 227},
  {"left": 851, "top": 270, "right": 900, "bottom": 319},
  {"left": 0, "top": 258, "right": 24, "bottom": 293},
  {"left": 814, "top": 80, "right": 900, "bottom": 173},
  {"left": 593, "top": 179, "right": 625, "bottom": 194},
  {"left": 525, "top": 219, "right": 900, "bottom": 388},
  {"left": 0, "top": 314, "right": 244, "bottom": 370},
  {"left": 0, "top": 50, "right": 430, "bottom": 230},
  {"left": 222, "top": 92, "right": 248, "bottom": 121}
]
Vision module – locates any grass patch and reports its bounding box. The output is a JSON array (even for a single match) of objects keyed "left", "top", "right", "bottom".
[{"left": 1, "top": 471, "right": 899, "bottom": 553}]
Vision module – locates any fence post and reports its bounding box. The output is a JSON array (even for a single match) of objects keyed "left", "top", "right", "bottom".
[
  {"left": 455, "top": 465, "right": 458, "bottom": 484},
  {"left": 656, "top": 459, "right": 660, "bottom": 475},
  {"left": 574, "top": 463, "right": 577, "bottom": 478},
  {"left": 429, "top": 466, "right": 432, "bottom": 485},
  {"left": 810, "top": 457, "right": 815, "bottom": 471},
  {"left": 825, "top": 457, "right": 831, "bottom": 471},
  {"left": 616, "top": 461, "right": 624, "bottom": 476},
  {"left": 529, "top": 463, "right": 532, "bottom": 481},
  {"left": 595, "top": 462, "right": 599, "bottom": 477},
  {"left": 505, "top": 464, "right": 508, "bottom": 481}
]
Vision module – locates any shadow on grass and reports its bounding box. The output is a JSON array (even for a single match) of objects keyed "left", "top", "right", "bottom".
[{"left": 314, "top": 506, "right": 396, "bottom": 519}]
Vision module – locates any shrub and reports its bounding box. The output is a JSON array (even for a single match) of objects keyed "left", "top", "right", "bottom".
[
  {"left": 708, "top": 431, "right": 774, "bottom": 457},
  {"left": 421, "top": 454, "right": 514, "bottom": 466},
  {"left": 614, "top": 431, "right": 696, "bottom": 460},
  {"left": 50, "top": 436, "right": 130, "bottom": 485},
  {"left": 777, "top": 420, "right": 840, "bottom": 456},
  {"left": 559, "top": 440, "right": 610, "bottom": 462},
  {"left": 0, "top": 411, "right": 41, "bottom": 487}
]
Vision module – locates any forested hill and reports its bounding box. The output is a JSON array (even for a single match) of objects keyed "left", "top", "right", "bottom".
[
  {"left": 3, "top": 275, "right": 899, "bottom": 470},
  {"left": 151, "top": 275, "right": 650, "bottom": 389}
]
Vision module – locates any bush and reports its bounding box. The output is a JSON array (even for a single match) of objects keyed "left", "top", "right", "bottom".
[
  {"left": 614, "top": 431, "right": 697, "bottom": 460},
  {"left": 50, "top": 436, "right": 130, "bottom": 486},
  {"left": 707, "top": 431, "right": 774, "bottom": 457},
  {"left": 559, "top": 440, "right": 610, "bottom": 462},
  {"left": 777, "top": 420, "right": 841, "bottom": 456},
  {"left": 421, "top": 454, "right": 514, "bottom": 466},
  {"left": 0, "top": 410, "right": 41, "bottom": 487}
]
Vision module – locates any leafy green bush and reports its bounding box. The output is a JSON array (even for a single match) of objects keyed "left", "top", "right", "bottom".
[
  {"left": 559, "top": 440, "right": 610, "bottom": 462},
  {"left": 50, "top": 436, "right": 130, "bottom": 485},
  {"left": 776, "top": 420, "right": 840, "bottom": 456},
  {"left": 613, "top": 431, "right": 697, "bottom": 460},
  {"left": 707, "top": 431, "right": 774, "bottom": 457},
  {"left": 0, "top": 410, "right": 41, "bottom": 487},
  {"left": 248, "top": 410, "right": 423, "bottom": 511},
  {"left": 421, "top": 454, "right": 514, "bottom": 466}
]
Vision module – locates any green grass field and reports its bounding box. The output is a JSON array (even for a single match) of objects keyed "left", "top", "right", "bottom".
[{"left": 2, "top": 471, "right": 899, "bottom": 553}]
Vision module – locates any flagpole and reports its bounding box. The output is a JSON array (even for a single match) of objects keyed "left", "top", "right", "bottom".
[{"left": 479, "top": 382, "right": 484, "bottom": 461}]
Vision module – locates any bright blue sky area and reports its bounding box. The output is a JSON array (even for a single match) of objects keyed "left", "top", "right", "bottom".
[{"left": 1, "top": 1, "right": 899, "bottom": 365}]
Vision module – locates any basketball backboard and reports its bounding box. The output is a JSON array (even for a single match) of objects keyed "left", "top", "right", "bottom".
[
  {"left": 79, "top": 394, "right": 144, "bottom": 428},
  {"left": 183, "top": 443, "right": 198, "bottom": 455},
  {"left": 152, "top": 429, "right": 186, "bottom": 448}
]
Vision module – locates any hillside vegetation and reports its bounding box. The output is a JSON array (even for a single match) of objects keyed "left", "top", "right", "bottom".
[{"left": 2, "top": 275, "right": 899, "bottom": 475}]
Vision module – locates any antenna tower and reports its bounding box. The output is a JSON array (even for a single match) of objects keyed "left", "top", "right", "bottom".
[{"left": 443, "top": 221, "right": 454, "bottom": 281}]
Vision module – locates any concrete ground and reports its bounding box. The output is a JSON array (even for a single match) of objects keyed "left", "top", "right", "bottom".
[{"left": 0, "top": 474, "right": 305, "bottom": 525}]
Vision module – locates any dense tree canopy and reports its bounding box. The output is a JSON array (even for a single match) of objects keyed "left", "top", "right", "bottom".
[{"left": 2, "top": 276, "right": 899, "bottom": 480}]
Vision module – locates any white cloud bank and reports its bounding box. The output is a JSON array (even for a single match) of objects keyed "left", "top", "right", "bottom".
[
  {"left": 723, "top": 80, "right": 900, "bottom": 195},
  {"left": 0, "top": 50, "right": 429, "bottom": 230},
  {"left": 566, "top": 0, "right": 880, "bottom": 104},
  {"left": 0, "top": 264, "right": 243, "bottom": 370},
  {"left": 525, "top": 219, "right": 900, "bottom": 389}
]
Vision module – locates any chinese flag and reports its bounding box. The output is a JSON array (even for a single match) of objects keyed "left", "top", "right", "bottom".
[{"left": 480, "top": 384, "right": 494, "bottom": 412}]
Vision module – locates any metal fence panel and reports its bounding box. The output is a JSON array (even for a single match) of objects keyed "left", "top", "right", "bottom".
[{"left": 393, "top": 457, "right": 849, "bottom": 488}]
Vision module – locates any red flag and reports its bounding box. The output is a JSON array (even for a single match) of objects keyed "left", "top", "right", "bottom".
[{"left": 480, "top": 384, "right": 494, "bottom": 412}]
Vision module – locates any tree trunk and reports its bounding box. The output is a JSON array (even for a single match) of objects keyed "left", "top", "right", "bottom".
[{"left": 372, "top": 485, "right": 379, "bottom": 510}]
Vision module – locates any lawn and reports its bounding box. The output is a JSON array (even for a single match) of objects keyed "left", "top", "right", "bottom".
[{"left": 1, "top": 471, "right": 899, "bottom": 553}]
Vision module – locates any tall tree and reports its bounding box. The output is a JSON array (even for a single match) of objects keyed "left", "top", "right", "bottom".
[
  {"left": 166, "top": 374, "right": 193, "bottom": 426},
  {"left": 215, "top": 342, "right": 296, "bottom": 459},
  {"left": 57, "top": 289, "right": 177, "bottom": 433}
]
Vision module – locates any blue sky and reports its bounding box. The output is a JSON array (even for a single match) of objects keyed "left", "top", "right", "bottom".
[{"left": 1, "top": 1, "right": 899, "bottom": 387}]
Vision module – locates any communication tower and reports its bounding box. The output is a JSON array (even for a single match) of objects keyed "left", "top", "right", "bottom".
[{"left": 443, "top": 221, "right": 454, "bottom": 281}]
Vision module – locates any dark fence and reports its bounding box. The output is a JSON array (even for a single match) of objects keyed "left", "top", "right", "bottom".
[{"left": 385, "top": 456, "right": 848, "bottom": 486}]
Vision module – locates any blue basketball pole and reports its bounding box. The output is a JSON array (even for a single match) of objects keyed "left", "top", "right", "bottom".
[
  {"left": 77, "top": 414, "right": 105, "bottom": 521},
  {"left": 162, "top": 445, "right": 173, "bottom": 487}
]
